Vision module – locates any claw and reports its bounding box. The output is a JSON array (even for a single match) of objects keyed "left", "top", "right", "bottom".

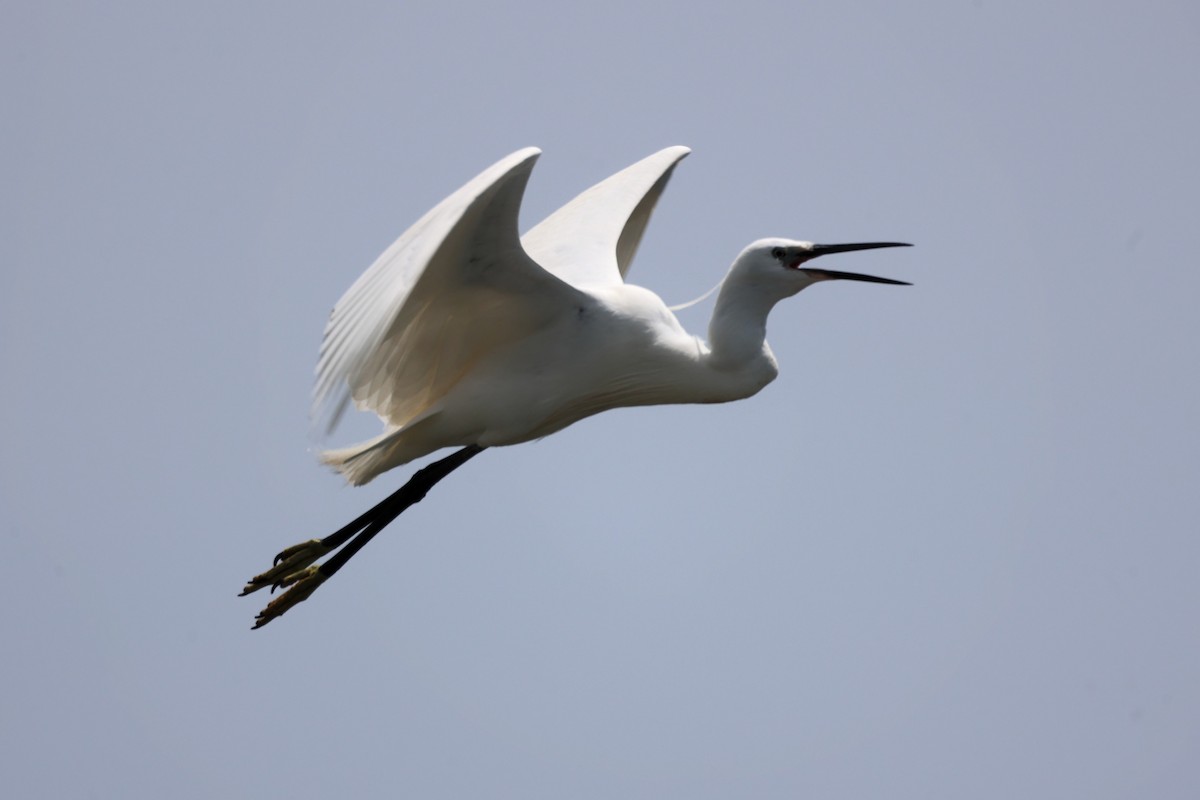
[
  {"left": 239, "top": 539, "right": 330, "bottom": 596},
  {"left": 251, "top": 566, "right": 328, "bottom": 629}
]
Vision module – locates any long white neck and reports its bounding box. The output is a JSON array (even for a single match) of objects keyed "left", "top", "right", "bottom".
[
  {"left": 706, "top": 273, "right": 784, "bottom": 371},
  {"left": 696, "top": 273, "right": 788, "bottom": 399}
]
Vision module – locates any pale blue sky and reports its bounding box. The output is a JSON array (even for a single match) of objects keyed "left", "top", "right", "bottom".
[{"left": 3, "top": 2, "right": 1198, "bottom": 797}]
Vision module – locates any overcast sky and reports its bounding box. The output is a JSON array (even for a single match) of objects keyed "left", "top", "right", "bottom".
[{"left": 4, "top": 2, "right": 1199, "bottom": 798}]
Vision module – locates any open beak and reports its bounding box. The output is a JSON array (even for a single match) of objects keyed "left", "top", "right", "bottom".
[{"left": 802, "top": 242, "right": 912, "bottom": 285}]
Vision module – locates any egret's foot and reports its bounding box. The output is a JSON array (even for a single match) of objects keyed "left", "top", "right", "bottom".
[
  {"left": 239, "top": 539, "right": 331, "bottom": 596},
  {"left": 251, "top": 566, "right": 328, "bottom": 629}
]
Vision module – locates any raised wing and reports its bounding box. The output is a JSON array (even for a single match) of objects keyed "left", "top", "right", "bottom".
[
  {"left": 313, "top": 148, "right": 585, "bottom": 435},
  {"left": 521, "top": 146, "right": 690, "bottom": 288}
]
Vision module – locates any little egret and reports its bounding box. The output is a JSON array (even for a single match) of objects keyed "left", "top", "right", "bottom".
[{"left": 241, "top": 146, "right": 911, "bottom": 628}]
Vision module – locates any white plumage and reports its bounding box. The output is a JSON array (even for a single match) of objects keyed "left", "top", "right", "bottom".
[{"left": 242, "top": 146, "right": 910, "bottom": 626}]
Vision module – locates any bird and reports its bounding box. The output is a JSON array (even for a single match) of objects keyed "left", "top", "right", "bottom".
[{"left": 240, "top": 146, "right": 911, "bottom": 628}]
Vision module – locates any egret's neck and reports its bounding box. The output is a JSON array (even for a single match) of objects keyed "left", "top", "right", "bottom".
[{"left": 706, "top": 276, "right": 781, "bottom": 372}]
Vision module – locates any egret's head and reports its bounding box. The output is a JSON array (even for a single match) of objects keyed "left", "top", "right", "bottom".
[{"left": 735, "top": 238, "right": 911, "bottom": 297}]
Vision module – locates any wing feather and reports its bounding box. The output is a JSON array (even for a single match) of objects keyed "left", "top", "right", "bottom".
[
  {"left": 520, "top": 146, "right": 690, "bottom": 287},
  {"left": 312, "top": 148, "right": 585, "bottom": 435}
]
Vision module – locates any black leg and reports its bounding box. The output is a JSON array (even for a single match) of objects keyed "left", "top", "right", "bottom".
[
  {"left": 242, "top": 445, "right": 486, "bottom": 628},
  {"left": 319, "top": 444, "right": 485, "bottom": 579}
]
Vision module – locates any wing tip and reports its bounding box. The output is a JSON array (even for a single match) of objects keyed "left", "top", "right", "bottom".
[
  {"left": 485, "top": 147, "right": 543, "bottom": 185},
  {"left": 509, "top": 146, "right": 542, "bottom": 165}
]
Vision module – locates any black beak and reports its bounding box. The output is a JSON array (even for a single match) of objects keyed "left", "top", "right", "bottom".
[{"left": 804, "top": 242, "right": 912, "bottom": 285}]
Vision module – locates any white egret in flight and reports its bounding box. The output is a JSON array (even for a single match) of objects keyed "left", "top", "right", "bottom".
[{"left": 241, "top": 147, "right": 911, "bottom": 628}]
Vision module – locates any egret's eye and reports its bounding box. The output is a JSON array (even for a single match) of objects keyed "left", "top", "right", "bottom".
[{"left": 771, "top": 246, "right": 786, "bottom": 260}]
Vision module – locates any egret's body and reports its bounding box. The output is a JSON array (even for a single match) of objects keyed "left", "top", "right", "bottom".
[
  {"left": 242, "top": 146, "right": 910, "bottom": 627},
  {"left": 324, "top": 274, "right": 780, "bottom": 483}
]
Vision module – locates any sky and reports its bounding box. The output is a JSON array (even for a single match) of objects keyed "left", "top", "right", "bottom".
[{"left": 3, "top": 1, "right": 1199, "bottom": 797}]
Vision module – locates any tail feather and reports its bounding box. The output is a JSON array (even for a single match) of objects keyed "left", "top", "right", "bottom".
[{"left": 319, "top": 428, "right": 409, "bottom": 486}]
